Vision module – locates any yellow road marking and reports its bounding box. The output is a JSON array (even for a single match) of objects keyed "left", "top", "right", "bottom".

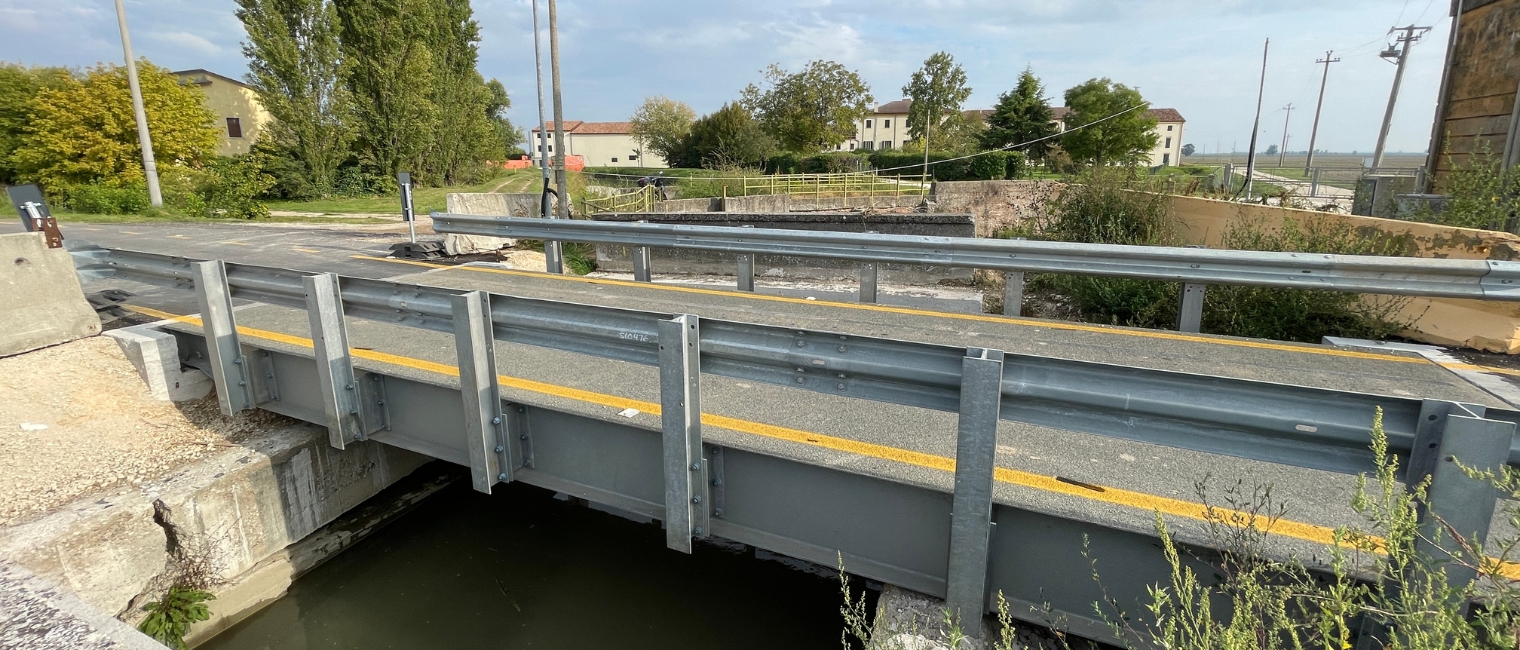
[
  {"left": 293, "top": 247, "right": 321, "bottom": 254},
  {"left": 169, "top": 235, "right": 189, "bottom": 239},
  {"left": 116, "top": 302, "right": 1376, "bottom": 553},
  {"left": 222, "top": 241, "right": 251, "bottom": 246},
  {"left": 121, "top": 231, "right": 142, "bottom": 235}
]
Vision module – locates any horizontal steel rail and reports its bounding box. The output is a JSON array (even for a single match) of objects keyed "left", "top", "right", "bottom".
[
  {"left": 430, "top": 214, "right": 1520, "bottom": 301},
  {"left": 84, "top": 246, "right": 1520, "bottom": 474}
]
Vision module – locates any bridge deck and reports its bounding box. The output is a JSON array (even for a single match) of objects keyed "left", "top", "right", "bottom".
[{"left": 146, "top": 258, "right": 1508, "bottom": 564}]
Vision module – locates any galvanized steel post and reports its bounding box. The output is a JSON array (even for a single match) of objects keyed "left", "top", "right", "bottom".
[
  {"left": 736, "top": 224, "right": 755, "bottom": 292},
  {"left": 1002, "top": 271, "right": 1024, "bottom": 317},
  {"left": 303, "top": 273, "right": 364, "bottom": 449},
  {"left": 633, "top": 220, "right": 652, "bottom": 282},
  {"left": 451, "top": 291, "right": 507, "bottom": 493},
  {"left": 1415, "top": 404, "right": 1514, "bottom": 591},
  {"left": 192, "top": 260, "right": 253, "bottom": 415},
  {"left": 659, "top": 314, "right": 708, "bottom": 553},
  {"left": 946, "top": 347, "right": 1005, "bottom": 632},
  {"left": 1177, "top": 283, "right": 1206, "bottom": 333},
  {"left": 860, "top": 230, "right": 879, "bottom": 303}
]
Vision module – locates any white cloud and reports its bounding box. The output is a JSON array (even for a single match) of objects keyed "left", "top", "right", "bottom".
[{"left": 147, "top": 31, "right": 221, "bottom": 55}]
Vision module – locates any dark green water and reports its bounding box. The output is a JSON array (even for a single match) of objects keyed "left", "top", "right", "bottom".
[{"left": 200, "top": 476, "right": 851, "bottom": 650}]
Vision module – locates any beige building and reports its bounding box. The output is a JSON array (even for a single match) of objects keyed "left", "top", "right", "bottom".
[
  {"left": 1051, "top": 106, "right": 1186, "bottom": 167},
  {"left": 172, "top": 69, "right": 270, "bottom": 156},
  {"left": 529, "top": 121, "right": 665, "bottom": 168},
  {"left": 841, "top": 100, "right": 912, "bottom": 151}
]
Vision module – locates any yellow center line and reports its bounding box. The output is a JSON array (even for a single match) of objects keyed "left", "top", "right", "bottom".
[
  {"left": 293, "top": 247, "right": 322, "bottom": 254},
  {"left": 118, "top": 302, "right": 1381, "bottom": 556},
  {"left": 222, "top": 241, "right": 252, "bottom": 246},
  {"left": 121, "top": 231, "right": 142, "bottom": 235},
  {"left": 353, "top": 254, "right": 1498, "bottom": 374}
]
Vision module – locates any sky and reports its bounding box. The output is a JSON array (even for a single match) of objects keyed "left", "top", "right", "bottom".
[{"left": 0, "top": 0, "right": 1456, "bottom": 154}]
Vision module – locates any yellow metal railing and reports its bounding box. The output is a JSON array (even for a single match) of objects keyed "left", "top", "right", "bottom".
[
  {"left": 582, "top": 184, "right": 658, "bottom": 214},
  {"left": 738, "top": 172, "right": 929, "bottom": 203}
]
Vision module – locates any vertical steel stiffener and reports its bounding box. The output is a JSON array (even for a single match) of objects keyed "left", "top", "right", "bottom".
[
  {"left": 192, "top": 260, "right": 253, "bottom": 415},
  {"left": 452, "top": 291, "right": 507, "bottom": 493},
  {"left": 659, "top": 315, "right": 708, "bottom": 553},
  {"left": 946, "top": 348, "right": 1005, "bottom": 631},
  {"left": 303, "top": 273, "right": 365, "bottom": 449}
]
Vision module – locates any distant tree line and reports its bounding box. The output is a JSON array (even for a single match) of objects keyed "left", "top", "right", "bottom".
[
  {"left": 627, "top": 54, "right": 1160, "bottom": 174},
  {"left": 238, "top": 0, "right": 523, "bottom": 198}
]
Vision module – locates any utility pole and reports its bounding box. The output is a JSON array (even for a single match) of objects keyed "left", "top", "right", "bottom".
[
  {"left": 1242, "top": 38, "right": 1269, "bottom": 200},
  {"left": 1278, "top": 103, "right": 1294, "bottom": 167},
  {"left": 1304, "top": 50, "right": 1340, "bottom": 174},
  {"left": 113, "top": 0, "right": 162, "bottom": 208},
  {"left": 530, "top": 0, "right": 551, "bottom": 222},
  {"left": 545, "top": 0, "right": 567, "bottom": 274},
  {"left": 1372, "top": 25, "right": 1431, "bottom": 170}
]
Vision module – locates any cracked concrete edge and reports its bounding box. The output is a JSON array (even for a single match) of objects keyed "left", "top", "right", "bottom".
[
  {"left": 0, "top": 559, "right": 163, "bottom": 650},
  {"left": 1323, "top": 336, "right": 1520, "bottom": 408}
]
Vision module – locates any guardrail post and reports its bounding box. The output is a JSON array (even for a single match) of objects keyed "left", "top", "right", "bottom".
[
  {"left": 303, "top": 273, "right": 364, "bottom": 449},
  {"left": 1002, "top": 271, "right": 1024, "bottom": 317},
  {"left": 192, "top": 260, "right": 253, "bottom": 415},
  {"left": 1310, "top": 167, "right": 1321, "bottom": 197},
  {"left": 1414, "top": 403, "right": 1513, "bottom": 591},
  {"left": 659, "top": 314, "right": 708, "bottom": 553},
  {"left": 1176, "top": 282, "right": 1206, "bottom": 333},
  {"left": 451, "top": 291, "right": 507, "bottom": 494},
  {"left": 736, "top": 224, "right": 755, "bottom": 292},
  {"left": 860, "top": 230, "right": 879, "bottom": 303},
  {"left": 633, "top": 220, "right": 652, "bottom": 282},
  {"left": 946, "top": 347, "right": 1005, "bottom": 634}
]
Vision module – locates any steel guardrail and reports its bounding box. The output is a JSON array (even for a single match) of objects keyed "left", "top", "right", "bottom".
[
  {"left": 84, "top": 246, "right": 1520, "bottom": 475},
  {"left": 428, "top": 214, "right": 1520, "bottom": 301}
]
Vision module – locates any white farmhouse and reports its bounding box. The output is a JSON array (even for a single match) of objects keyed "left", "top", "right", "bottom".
[{"left": 529, "top": 121, "right": 667, "bottom": 168}]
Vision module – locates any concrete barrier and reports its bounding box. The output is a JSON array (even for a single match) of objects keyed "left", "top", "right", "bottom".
[
  {"left": 0, "top": 232, "right": 101, "bottom": 357},
  {"left": 0, "top": 560, "right": 165, "bottom": 650}
]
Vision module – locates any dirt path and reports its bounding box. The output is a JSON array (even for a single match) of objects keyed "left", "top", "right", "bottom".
[{"left": 0, "top": 337, "right": 294, "bottom": 526}]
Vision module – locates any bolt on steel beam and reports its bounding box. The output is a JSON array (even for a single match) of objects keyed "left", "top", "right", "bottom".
[
  {"left": 946, "top": 347, "right": 1005, "bottom": 632},
  {"left": 452, "top": 291, "right": 507, "bottom": 493},
  {"left": 659, "top": 314, "right": 708, "bottom": 552}
]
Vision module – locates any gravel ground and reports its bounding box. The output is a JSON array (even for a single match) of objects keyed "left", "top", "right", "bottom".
[{"left": 0, "top": 336, "right": 295, "bottom": 526}]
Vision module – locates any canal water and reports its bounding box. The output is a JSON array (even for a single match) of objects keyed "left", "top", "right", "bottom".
[{"left": 201, "top": 473, "right": 856, "bottom": 649}]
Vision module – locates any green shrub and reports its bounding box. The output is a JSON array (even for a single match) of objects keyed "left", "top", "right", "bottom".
[
  {"left": 1004, "top": 151, "right": 1027, "bottom": 179},
  {"left": 64, "top": 180, "right": 151, "bottom": 214},
  {"left": 137, "top": 585, "right": 214, "bottom": 650},
  {"left": 968, "top": 151, "right": 1007, "bottom": 180},
  {"left": 762, "top": 151, "right": 869, "bottom": 174},
  {"left": 1431, "top": 147, "right": 1520, "bottom": 231}
]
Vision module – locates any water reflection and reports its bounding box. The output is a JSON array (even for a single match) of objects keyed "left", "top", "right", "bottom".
[{"left": 202, "top": 476, "right": 847, "bottom": 649}]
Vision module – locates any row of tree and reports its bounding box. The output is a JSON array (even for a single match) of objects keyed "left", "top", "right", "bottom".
[
  {"left": 628, "top": 53, "right": 1162, "bottom": 170},
  {"left": 238, "top": 0, "right": 521, "bottom": 197}
]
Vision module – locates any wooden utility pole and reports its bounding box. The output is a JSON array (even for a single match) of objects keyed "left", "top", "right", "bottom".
[
  {"left": 1243, "top": 38, "right": 1269, "bottom": 199},
  {"left": 1304, "top": 51, "right": 1339, "bottom": 175},
  {"left": 1372, "top": 25, "right": 1431, "bottom": 170}
]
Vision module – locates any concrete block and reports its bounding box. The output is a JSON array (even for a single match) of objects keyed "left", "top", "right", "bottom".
[
  {"left": 444, "top": 192, "right": 542, "bottom": 217},
  {"left": 104, "top": 324, "right": 213, "bottom": 402},
  {"left": 0, "top": 232, "right": 101, "bottom": 357},
  {"left": 0, "top": 560, "right": 164, "bottom": 650}
]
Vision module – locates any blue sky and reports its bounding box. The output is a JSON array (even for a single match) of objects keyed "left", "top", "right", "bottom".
[{"left": 1, "top": 0, "right": 1453, "bottom": 153}]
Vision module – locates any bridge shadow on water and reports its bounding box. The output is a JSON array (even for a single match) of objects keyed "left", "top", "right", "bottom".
[{"left": 200, "top": 466, "right": 855, "bottom": 649}]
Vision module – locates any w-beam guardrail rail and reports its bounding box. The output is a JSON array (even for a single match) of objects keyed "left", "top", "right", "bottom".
[
  {"left": 80, "top": 245, "right": 1520, "bottom": 641},
  {"left": 430, "top": 213, "right": 1520, "bottom": 333}
]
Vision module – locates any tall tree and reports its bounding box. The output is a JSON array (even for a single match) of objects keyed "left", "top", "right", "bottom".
[
  {"left": 335, "top": 0, "right": 438, "bottom": 181},
  {"left": 903, "top": 51, "right": 971, "bottom": 177},
  {"left": 629, "top": 96, "right": 695, "bottom": 166},
  {"left": 485, "top": 79, "right": 525, "bottom": 159},
  {"left": 1059, "top": 78, "right": 1157, "bottom": 167},
  {"left": 740, "top": 61, "right": 873, "bottom": 152},
  {"left": 675, "top": 103, "right": 774, "bottom": 170},
  {"left": 420, "top": 0, "right": 495, "bottom": 184},
  {"left": 978, "top": 66, "right": 1056, "bottom": 160},
  {"left": 0, "top": 64, "right": 72, "bottom": 184},
  {"left": 237, "top": 0, "right": 353, "bottom": 196}
]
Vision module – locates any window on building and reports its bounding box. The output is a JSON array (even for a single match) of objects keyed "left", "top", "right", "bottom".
[
  {"left": 865, "top": 119, "right": 873, "bottom": 128},
  {"left": 1167, "top": 125, "right": 1173, "bottom": 131},
  {"left": 226, "top": 117, "right": 242, "bottom": 138},
  {"left": 629, "top": 153, "right": 639, "bottom": 160},
  {"left": 882, "top": 141, "right": 892, "bottom": 150},
  {"left": 883, "top": 119, "right": 891, "bottom": 128},
  {"left": 849, "top": 143, "right": 855, "bottom": 150},
  {"left": 1165, "top": 137, "right": 1171, "bottom": 148},
  {"left": 862, "top": 141, "right": 875, "bottom": 151},
  {"left": 1163, "top": 153, "right": 1170, "bottom": 166},
  {"left": 611, "top": 157, "right": 618, "bottom": 163}
]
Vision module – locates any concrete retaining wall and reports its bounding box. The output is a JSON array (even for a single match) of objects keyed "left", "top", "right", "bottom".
[
  {"left": 0, "top": 232, "right": 101, "bottom": 357},
  {"left": 0, "top": 412, "right": 431, "bottom": 644},
  {"left": 444, "top": 193, "right": 541, "bottom": 216},
  {"left": 592, "top": 212, "right": 975, "bottom": 284}
]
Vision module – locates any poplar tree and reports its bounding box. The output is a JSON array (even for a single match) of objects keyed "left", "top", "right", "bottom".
[
  {"left": 237, "top": 0, "right": 353, "bottom": 196},
  {"left": 420, "top": 0, "right": 495, "bottom": 184},
  {"left": 334, "top": 0, "right": 438, "bottom": 181}
]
